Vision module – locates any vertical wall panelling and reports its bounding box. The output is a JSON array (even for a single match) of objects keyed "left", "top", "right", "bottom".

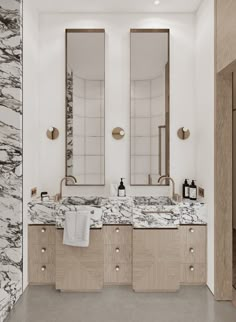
[{"left": 0, "top": 0, "right": 23, "bottom": 320}]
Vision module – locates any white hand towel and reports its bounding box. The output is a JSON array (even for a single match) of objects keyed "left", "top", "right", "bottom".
[{"left": 63, "top": 210, "right": 91, "bottom": 247}]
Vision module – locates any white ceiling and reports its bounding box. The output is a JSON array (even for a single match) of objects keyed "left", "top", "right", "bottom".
[{"left": 33, "top": 0, "right": 203, "bottom": 13}]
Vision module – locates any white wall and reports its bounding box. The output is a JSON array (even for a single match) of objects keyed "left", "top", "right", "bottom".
[
  {"left": 38, "top": 13, "right": 196, "bottom": 197},
  {"left": 23, "top": 0, "right": 40, "bottom": 290},
  {"left": 195, "top": 0, "right": 214, "bottom": 293}
]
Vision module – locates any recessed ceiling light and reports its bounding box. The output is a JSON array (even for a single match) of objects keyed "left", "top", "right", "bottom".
[{"left": 154, "top": 0, "right": 160, "bottom": 5}]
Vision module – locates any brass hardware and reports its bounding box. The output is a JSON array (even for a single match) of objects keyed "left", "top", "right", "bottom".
[
  {"left": 115, "top": 228, "right": 120, "bottom": 233},
  {"left": 46, "top": 127, "right": 59, "bottom": 140},
  {"left": 189, "top": 265, "right": 194, "bottom": 272},
  {"left": 41, "top": 265, "right": 46, "bottom": 272},
  {"left": 158, "top": 176, "right": 181, "bottom": 201},
  {"left": 115, "top": 265, "right": 120, "bottom": 271},
  {"left": 177, "top": 127, "right": 190, "bottom": 140},
  {"left": 41, "top": 228, "right": 46, "bottom": 233},
  {"left": 189, "top": 247, "right": 194, "bottom": 253},
  {"left": 115, "top": 247, "right": 120, "bottom": 253},
  {"left": 189, "top": 228, "right": 194, "bottom": 233},
  {"left": 41, "top": 248, "right": 46, "bottom": 253},
  {"left": 112, "top": 127, "right": 125, "bottom": 140},
  {"left": 59, "top": 176, "right": 77, "bottom": 200}
]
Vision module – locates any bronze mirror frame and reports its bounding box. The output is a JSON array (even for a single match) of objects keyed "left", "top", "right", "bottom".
[
  {"left": 130, "top": 29, "right": 170, "bottom": 186},
  {"left": 65, "top": 29, "right": 106, "bottom": 186}
]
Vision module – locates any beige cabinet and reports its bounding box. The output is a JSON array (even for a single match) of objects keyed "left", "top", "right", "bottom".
[
  {"left": 180, "top": 225, "right": 206, "bottom": 285},
  {"left": 56, "top": 229, "right": 104, "bottom": 292},
  {"left": 103, "top": 225, "right": 132, "bottom": 285},
  {"left": 28, "top": 225, "right": 56, "bottom": 284},
  {"left": 133, "top": 229, "right": 180, "bottom": 292}
]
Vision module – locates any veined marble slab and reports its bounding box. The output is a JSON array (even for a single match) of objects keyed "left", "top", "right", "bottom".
[
  {"left": 28, "top": 200, "right": 57, "bottom": 225},
  {"left": 28, "top": 197, "right": 207, "bottom": 229},
  {"left": 101, "top": 197, "right": 133, "bottom": 225},
  {"left": 56, "top": 204, "right": 103, "bottom": 229},
  {"left": 0, "top": 0, "right": 23, "bottom": 320}
]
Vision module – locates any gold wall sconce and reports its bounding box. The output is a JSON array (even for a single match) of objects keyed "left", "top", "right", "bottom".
[
  {"left": 46, "top": 127, "right": 59, "bottom": 140},
  {"left": 112, "top": 127, "right": 125, "bottom": 140},
  {"left": 177, "top": 127, "right": 190, "bottom": 140}
]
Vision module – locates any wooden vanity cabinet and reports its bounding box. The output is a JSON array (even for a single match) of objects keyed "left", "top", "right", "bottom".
[
  {"left": 180, "top": 225, "right": 207, "bottom": 285},
  {"left": 56, "top": 229, "right": 104, "bottom": 292},
  {"left": 104, "top": 225, "right": 132, "bottom": 285},
  {"left": 132, "top": 229, "right": 180, "bottom": 292},
  {"left": 28, "top": 225, "right": 56, "bottom": 284}
]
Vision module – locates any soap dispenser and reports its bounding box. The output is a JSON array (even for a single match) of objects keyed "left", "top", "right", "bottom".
[
  {"left": 189, "top": 180, "right": 197, "bottom": 201},
  {"left": 118, "top": 178, "right": 126, "bottom": 197},
  {"left": 182, "top": 179, "right": 189, "bottom": 199}
]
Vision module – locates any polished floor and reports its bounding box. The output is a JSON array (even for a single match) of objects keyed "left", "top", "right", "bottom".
[{"left": 5, "top": 286, "right": 236, "bottom": 322}]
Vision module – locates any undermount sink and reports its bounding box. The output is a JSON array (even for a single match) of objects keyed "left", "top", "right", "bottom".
[{"left": 133, "top": 196, "right": 176, "bottom": 206}]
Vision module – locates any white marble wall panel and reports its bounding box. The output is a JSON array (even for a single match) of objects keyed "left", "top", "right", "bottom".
[{"left": 0, "top": 0, "right": 22, "bottom": 320}]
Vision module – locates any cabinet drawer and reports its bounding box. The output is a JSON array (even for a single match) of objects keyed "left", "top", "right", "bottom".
[
  {"left": 103, "top": 226, "right": 132, "bottom": 245},
  {"left": 29, "top": 225, "right": 56, "bottom": 245},
  {"left": 180, "top": 225, "right": 206, "bottom": 263},
  {"left": 29, "top": 263, "right": 55, "bottom": 284},
  {"left": 29, "top": 244, "right": 55, "bottom": 264},
  {"left": 104, "top": 263, "right": 132, "bottom": 285},
  {"left": 180, "top": 263, "right": 206, "bottom": 285},
  {"left": 104, "top": 244, "right": 131, "bottom": 263}
]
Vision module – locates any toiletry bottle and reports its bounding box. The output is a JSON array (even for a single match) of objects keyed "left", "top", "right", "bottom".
[
  {"left": 118, "top": 178, "right": 126, "bottom": 197},
  {"left": 189, "top": 180, "right": 197, "bottom": 201},
  {"left": 182, "top": 179, "right": 189, "bottom": 199}
]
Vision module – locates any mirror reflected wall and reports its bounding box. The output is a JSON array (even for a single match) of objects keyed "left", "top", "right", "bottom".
[
  {"left": 130, "top": 29, "right": 170, "bottom": 186},
  {"left": 66, "top": 29, "right": 105, "bottom": 185}
]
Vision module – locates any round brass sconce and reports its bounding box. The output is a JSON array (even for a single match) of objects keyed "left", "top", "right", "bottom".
[
  {"left": 177, "top": 127, "right": 190, "bottom": 140},
  {"left": 46, "top": 127, "right": 59, "bottom": 140},
  {"left": 112, "top": 127, "right": 125, "bottom": 140}
]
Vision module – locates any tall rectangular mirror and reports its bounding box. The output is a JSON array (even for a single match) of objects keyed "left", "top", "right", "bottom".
[
  {"left": 66, "top": 29, "right": 105, "bottom": 185},
  {"left": 130, "top": 29, "right": 170, "bottom": 186}
]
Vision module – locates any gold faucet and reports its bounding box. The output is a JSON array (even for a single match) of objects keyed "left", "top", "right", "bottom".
[
  {"left": 158, "top": 176, "right": 181, "bottom": 202},
  {"left": 58, "top": 176, "right": 77, "bottom": 200}
]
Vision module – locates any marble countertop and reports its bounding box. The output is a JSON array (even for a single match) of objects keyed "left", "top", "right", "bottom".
[{"left": 28, "top": 196, "right": 207, "bottom": 229}]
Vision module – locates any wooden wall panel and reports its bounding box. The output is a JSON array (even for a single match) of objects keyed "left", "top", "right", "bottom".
[
  {"left": 214, "top": 72, "right": 233, "bottom": 300},
  {"left": 216, "top": 0, "right": 236, "bottom": 72}
]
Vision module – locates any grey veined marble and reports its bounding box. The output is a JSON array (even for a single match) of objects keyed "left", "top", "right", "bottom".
[
  {"left": 0, "top": 0, "right": 23, "bottom": 321},
  {"left": 28, "top": 196, "right": 207, "bottom": 230}
]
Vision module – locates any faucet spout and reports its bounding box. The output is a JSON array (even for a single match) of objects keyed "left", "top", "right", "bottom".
[
  {"left": 158, "top": 176, "right": 178, "bottom": 201},
  {"left": 59, "top": 176, "right": 77, "bottom": 200}
]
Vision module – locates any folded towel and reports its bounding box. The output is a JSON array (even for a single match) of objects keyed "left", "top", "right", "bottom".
[{"left": 63, "top": 210, "right": 91, "bottom": 247}]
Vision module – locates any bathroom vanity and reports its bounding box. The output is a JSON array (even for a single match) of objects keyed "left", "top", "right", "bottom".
[{"left": 28, "top": 197, "right": 207, "bottom": 292}]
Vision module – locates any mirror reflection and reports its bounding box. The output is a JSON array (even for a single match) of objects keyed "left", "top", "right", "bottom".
[
  {"left": 66, "top": 30, "right": 105, "bottom": 185},
  {"left": 130, "top": 30, "right": 169, "bottom": 185}
]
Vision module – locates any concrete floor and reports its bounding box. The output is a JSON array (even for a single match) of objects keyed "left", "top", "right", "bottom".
[{"left": 5, "top": 286, "right": 236, "bottom": 322}]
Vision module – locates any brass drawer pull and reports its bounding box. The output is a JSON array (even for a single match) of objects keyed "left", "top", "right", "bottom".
[
  {"left": 41, "top": 248, "right": 46, "bottom": 253},
  {"left": 189, "top": 228, "right": 194, "bottom": 233},
  {"left": 189, "top": 265, "right": 194, "bottom": 272},
  {"left": 189, "top": 247, "right": 194, "bottom": 253},
  {"left": 115, "top": 228, "right": 120, "bottom": 233},
  {"left": 115, "top": 247, "right": 120, "bottom": 253},
  {"left": 41, "top": 228, "right": 46, "bottom": 233},
  {"left": 41, "top": 265, "right": 46, "bottom": 272},
  {"left": 115, "top": 265, "right": 120, "bottom": 272}
]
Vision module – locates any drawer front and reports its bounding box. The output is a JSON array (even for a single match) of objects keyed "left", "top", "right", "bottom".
[
  {"left": 103, "top": 226, "right": 132, "bottom": 245},
  {"left": 29, "top": 225, "right": 56, "bottom": 245},
  {"left": 180, "top": 226, "right": 206, "bottom": 263},
  {"left": 29, "top": 263, "right": 55, "bottom": 284},
  {"left": 29, "top": 244, "right": 55, "bottom": 264},
  {"left": 104, "top": 244, "right": 131, "bottom": 264},
  {"left": 180, "top": 263, "right": 206, "bottom": 284},
  {"left": 104, "top": 263, "right": 132, "bottom": 285}
]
